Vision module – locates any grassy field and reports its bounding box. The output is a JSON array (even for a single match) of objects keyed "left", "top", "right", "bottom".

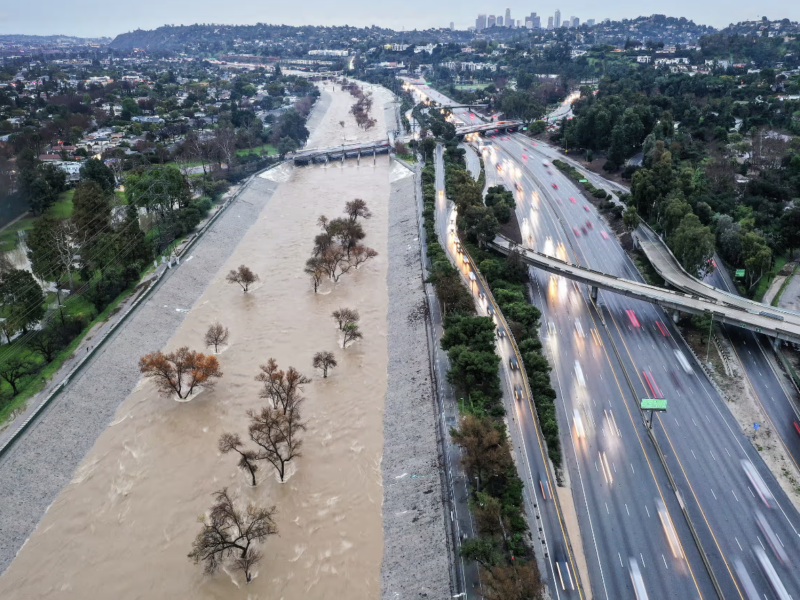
[
  {"left": 237, "top": 143, "right": 277, "bottom": 157},
  {"left": 754, "top": 255, "right": 788, "bottom": 301},
  {"left": 0, "top": 283, "right": 135, "bottom": 424},
  {"left": 0, "top": 190, "right": 75, "bottom": 252}
]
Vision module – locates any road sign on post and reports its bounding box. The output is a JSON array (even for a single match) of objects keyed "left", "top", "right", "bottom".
[
  {"left": 641, "top": 398, "right": 667, "bottom": 411},
  {"left": 641, "top": 398, "right": 666, "bottom": 429},
  {"left": 735, "top": 269, "right": 745, "bottom": 278}
]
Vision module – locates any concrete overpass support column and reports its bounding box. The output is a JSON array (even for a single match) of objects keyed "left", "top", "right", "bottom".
[
  {"left": 590, "top": 286, "right": 598, "bottom": 301},
  {"left": 771, "top": 336, "right": 780, "bottom": 349},
  {"left": 673, "top": 310, "right": 681, "bottom": 323},
  {"left": 632, "top": 234, "right": 640, "bottom": 250},
  {"left": 373, "top": 149, "right": 376, "bottom": 165},
  {"left": 357, "top": 151, "right": 361, "bottom": 166}
]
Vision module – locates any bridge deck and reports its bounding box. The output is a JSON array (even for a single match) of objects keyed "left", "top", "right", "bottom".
[
  {"left": 489, "top": 235, "right": 800, "bottom": 344},
  {"left": 635, "top": 225, "right": 800, "bottom": 328},
  {"left": 292, "top": 139, "right": 390, "bottom": 163}
]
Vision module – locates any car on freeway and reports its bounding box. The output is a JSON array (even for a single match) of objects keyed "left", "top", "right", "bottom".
[
  {"left": 569, "top": 196, "right": 576, "bottom": 203},
  {"left": 515, "top": 182, "right": 523, "bottom": 191},
  {"left": 572, "top": 227, "right": 581, "bottom": 236},
  {"left": 586, "top": 220, "right": 593, "bottom": 229},
  {"left": 513, "top": 386, "right": 523, "bottom": 401},
  {"left": 794, "top": 422, "right": 800, "bottom": 437},
  {"left": 552, "top": 183, "right": 558, "bottom": 189},
  {"left": 742, "top": 459, "right": 775, "bottom": 508},
  {"left": 601, "top": 231, "right": 609, "bottom": 240},
  {"left": 509, "top": 357, "right": 519, "bottom": 370},
  {"left": 583, "top": 205, "right": 590, "bottom": 212},
  {"left": 497, "top": 327, "right": 506, "bottom": 339},
  {"left": 547, "top": 169, "right": 553, "bottom": 174},
  {"left": 542, "top": 161, "right": 549, "bottom": 166},
  {"left": 629, "top": 559, "right": 649, "bottom": 600},
  {"left": 580, "top": 226, "right": 587, "bottom": 234},
  {"left": 573, "top": 409, "right": 586, "bottom": 438}
]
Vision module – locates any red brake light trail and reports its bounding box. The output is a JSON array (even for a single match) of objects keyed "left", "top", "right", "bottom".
[
  {"left": 656, "top": 321, "right": 669, "bottom": 337},
  {"left": 626, "top": 310, "right": 640, "bottom": 327},
  {"left": 643, "top": 371, "right": 664, "bottom": 398}
]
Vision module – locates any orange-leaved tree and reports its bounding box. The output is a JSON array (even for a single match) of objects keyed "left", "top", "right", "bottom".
[{"left": 139, "top": 347, "right": 222, "bottom": 399}]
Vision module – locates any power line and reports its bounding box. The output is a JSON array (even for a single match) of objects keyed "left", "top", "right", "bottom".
[{"left": 0, "top": 226, "right": 155, "bottom": 364}]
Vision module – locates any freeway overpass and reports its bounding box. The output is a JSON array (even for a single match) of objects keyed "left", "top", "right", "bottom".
[
  {"left": 455, "top": 120, "right": 524, "bottom": 137},
  {"left": 636, "top": 223, "right": 800, "bottom": 328},
  {"left": 489, "top": 234, "right": 800, "bottom": 344}
]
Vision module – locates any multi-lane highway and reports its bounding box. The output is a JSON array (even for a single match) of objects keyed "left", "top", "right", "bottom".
[
  {"left": 486, "top": 132, "right": 800, "bottom": 600},
  {"left": 434, "top": 144, "right": 587, "bottom": 599},
  {"left": 480, "top": 139, "right": 718, "bottom": 600},
  {"left": 405, "top": 79, "right": 800, "bottom": 600}
]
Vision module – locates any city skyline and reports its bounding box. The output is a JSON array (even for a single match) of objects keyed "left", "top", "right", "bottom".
[
  {"left": 475, "top": 7, "right": 591, "bottom": 31},
  {"left": 1, "top": 0, "right": 798, "bottom": 37}
]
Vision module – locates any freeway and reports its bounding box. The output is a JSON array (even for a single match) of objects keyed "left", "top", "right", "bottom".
[
  {"left": 488, "top": 132, "right": 800, "bottom": 600},
  {"left": 477, "top": 141, "right": 716, "bottom": 600},
  {"left": 411, "top": 161, "right": 481, "bottom": 599},
  {"left": 434, "top": 144, "right": 585, "bottom": 599}
]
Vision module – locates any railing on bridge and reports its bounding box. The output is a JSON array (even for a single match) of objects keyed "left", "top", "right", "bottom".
[{"left": 488, "top": 234, "right": 800, "bottom": 344}]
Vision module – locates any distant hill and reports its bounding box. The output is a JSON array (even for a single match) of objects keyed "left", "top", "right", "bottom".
[
  {"left": 0, "top": 34, "right": 111, "bottom": 44},
  {"left": 109, "top": 23, "right": 391, "bottom": 52}
]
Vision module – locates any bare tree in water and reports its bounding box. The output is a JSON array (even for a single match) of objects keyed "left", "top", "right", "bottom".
[
  {"left": 342, "top": 323, "right": 363, "bottom": 348},
  {"left": 188, "top": 488, "right": 277, "bottom": 583},
  {"left": 312, "top": 351, "right": 337, "bottom": 377},
  {"left": 204, "top": 322, "right": 230, "bottom": 353},
  {"left": 332, "top": 307, "right": 359, "bottom": 331},
  {"left": 248, "top": 404, "right": 306, "bottom": 482},
  {"left": 219, "top": 433, "right": 259, "bottom": 485},
  {"left": 345, "top": 198, "right": 372, "bottom": 223},
  {"left": 226, "top": 265, "right": 259, "bottom": 292},
  {"left": 255, "top": 358, "right": 311, "bottom": 414}
]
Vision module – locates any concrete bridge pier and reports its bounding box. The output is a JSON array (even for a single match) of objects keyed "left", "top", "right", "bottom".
[
  {"left": 673, "top": 310, "right": 681, "bottom": 323},
  {"left": 357, "top": 150, "right": 361, "bottom": 166},
  {"left": 771, "top": 336, "right": 780, "bottom": 349},
  {"left": 373, "top": 149, "right": 376, "bottom": 166},
  {"left": 590, "top": 286, "right": 598, "bottom": 301}
]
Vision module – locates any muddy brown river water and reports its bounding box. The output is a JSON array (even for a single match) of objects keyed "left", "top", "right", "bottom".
[{"left": 0, "top": 84, "right": 393, "bottom": 599}]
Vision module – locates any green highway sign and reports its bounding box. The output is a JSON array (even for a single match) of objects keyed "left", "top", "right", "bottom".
[
  {"left": 641, "top": 398, "right": 667, "bottom": 411},
  {"left": 735, "top": 269, "right": 745, "bottom": 278},
  {"left": 579, "top": 179, "right": 588, "bottom": 182}
]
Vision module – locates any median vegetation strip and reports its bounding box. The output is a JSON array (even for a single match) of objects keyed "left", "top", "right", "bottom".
[
  {"left": 552, "top": 158, "right": 610, "bottom": 199},
  {"left": 418, "top": 151, "right": 544, "bottom": 597}
]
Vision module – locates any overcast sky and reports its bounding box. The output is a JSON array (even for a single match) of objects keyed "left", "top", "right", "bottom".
[{"left": 1, "top": 0, "right": 798, "bottom": 39}]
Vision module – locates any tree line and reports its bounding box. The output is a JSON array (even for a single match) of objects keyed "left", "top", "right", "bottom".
[{"left": 419, "top": 154, "right": 544, "bottom": 599}]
